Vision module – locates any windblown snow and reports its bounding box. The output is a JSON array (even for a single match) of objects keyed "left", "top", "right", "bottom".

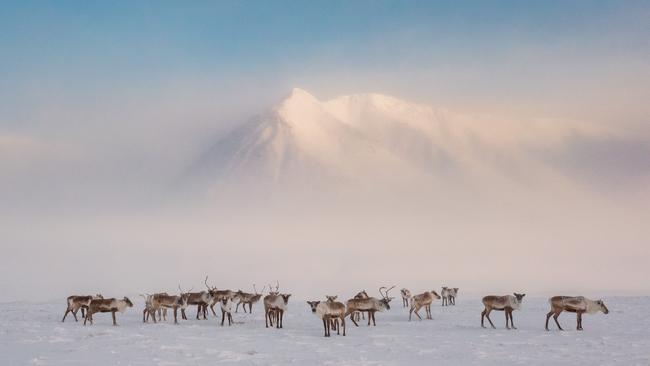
[{"left": 2, "top": 296, "right": 648, "bottom": 365}]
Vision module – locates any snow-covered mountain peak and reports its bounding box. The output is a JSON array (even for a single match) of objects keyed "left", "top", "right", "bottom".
[{"left": 192, "top": 88, "right": 608, "bottom": 192}]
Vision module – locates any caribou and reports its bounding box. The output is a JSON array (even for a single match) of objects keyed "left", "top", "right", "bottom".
[
  {"left": 345, "top": 286, "right": 394, "bottom": 327},
  {"left": 235, "top": 285, "right": 265, "bottom": 313},
  {"left": 351, "top": 290, "right": 369, "bottom": 322},
  {"left": 204, "top": 276, "right": 238, "bottom": 318},
  {"left": 83, "top": 297, "right": 134, "bottom": 326},
  {"left": 400, "top": 288, "right": 412, "bottom": 308},
  {"left": 481, "top": 293, "right": 526, "bottom": 329},
  {"left": 181, "top": 287, "right": 213, "bottom": 320},
  {"left": 307, "top": 296, "right": 346, "bottom": 337},
  {"left": 263, "top": 282, "right": 291, "bottom": 328},
  {"left": 61, "top": 294, "right": 103, "bottom": 322},
  {"left": 220, "top": 296, "right": 236, "bottom": 326},
  {"left": 545, "top": 296, "right": 609, "bottom": 331},
  {"left": 142, "top": 290, "right": 190, "bottom": 324},
  {"left": 448, "top": 288, "right": 459, "bottom": 305},
  {"left": 409, "top": 290, "right": 441, "bottom": 321},
  {"left": 441, "top": 287, "right": 459, "bottom": 306}
]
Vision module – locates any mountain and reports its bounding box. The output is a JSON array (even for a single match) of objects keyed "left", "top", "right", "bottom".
[{"left": 189, "top": 88, "right": 615, "bottom": 196}]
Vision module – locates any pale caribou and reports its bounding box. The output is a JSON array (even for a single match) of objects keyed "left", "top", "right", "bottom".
[
  {"left": 400, "top": 288, "right": 412, "bottom": 308},
  {"left": 307, "top": 296, "right": 346, "bottom": 337},
  {"left": 263, "top": 282, "right": 291, "bottom": 328}
]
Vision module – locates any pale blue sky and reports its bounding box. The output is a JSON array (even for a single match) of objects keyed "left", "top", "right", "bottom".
[{"left": 1, "top": 0, "right": 648, "bottom": 121}]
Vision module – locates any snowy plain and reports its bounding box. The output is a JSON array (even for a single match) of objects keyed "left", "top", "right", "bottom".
[{"left": 1, "top": 296, "right": 648, "bottom": 366}]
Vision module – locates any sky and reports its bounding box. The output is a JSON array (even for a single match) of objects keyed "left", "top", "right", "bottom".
[{"left": 1, "top": 1, "right": 649, "bottom": 301}]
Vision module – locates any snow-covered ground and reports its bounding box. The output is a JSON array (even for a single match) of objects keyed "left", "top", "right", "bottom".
[{"left": 1, "top": 296, "right": 648, "bottom": 365}]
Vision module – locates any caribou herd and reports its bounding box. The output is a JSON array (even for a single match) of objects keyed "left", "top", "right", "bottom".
[{"left": 62, "top": 279, "right": 610, "bottom": 337}]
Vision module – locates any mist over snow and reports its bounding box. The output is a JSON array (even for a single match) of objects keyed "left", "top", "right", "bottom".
[{"left": 2, "top": 87, "right": 648, "bottom": 302}]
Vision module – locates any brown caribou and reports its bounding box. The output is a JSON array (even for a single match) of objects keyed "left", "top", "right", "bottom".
[
  {"left": 481, "top": 293, "right": 526, "bottom": 329},
  {"left": 345, "top": 286, "right": 394, "bottom": 327},
  {"left": 61, "top": 294, "right": 103, "bottom": 322},
  {"left": 409, "top": 290, "right": 441, "bottom": 321},
  {"left": 83, "top": 297, "right": 134, "bottom": 326},
  {"left": 235, "top": 285, "right": 265, "bottom": 313},
  {"left": 204, "top": 276, "right": 238, "bottom": 318},
  {"left": 545, "top": 296, "right": 609, "bottom": 331},
  {"left": 142, "top": 290, "right": 190, "bottom": 324}
]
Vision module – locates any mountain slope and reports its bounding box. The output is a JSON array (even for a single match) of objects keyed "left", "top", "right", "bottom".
[{"left": 190, "top": 88, "right": 624, "bottom": 196}]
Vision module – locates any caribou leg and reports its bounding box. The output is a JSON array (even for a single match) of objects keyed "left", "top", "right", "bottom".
[
  {"left": 410, "top": 305, "right": 422, "bottom": 321},
  {"left": 112, "top": 310, "right": 117, "bottom": 326},
  {"left": 481, "top": 309, "right": 486, "bottom": 328},
  {"left": 348, "top": 311, "right": 360, "bottom": 327},
  {"left": 577, "top": 311, "right": 583, "bottom": 331},
  {"left": 484, "top": 308, "right": 496, "bottom": 329},
  {"left": 62, "top": 308, "right": 72, "bottom": 322},
  {"left": 545, "top": 310, "right": 554, "bottom": 330},
  {"left": 553, "top": 310, "right": 563, "bottom": 330}
]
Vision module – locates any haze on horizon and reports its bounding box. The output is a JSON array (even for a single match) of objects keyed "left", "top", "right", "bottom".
[{"left": 1, "top": 1, "right": 649, "bottom": 301}]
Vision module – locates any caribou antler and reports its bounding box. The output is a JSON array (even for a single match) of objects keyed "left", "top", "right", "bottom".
[
  {"left": 178, "top": 284, "right": 193, "bottom": 294},
  {"left": 379, "top": 285, "right": 396, "bottom": 299},
  {"left": 275, "top": 280, "right": 280, "bottom": 292},
  {"left": 254, "top": 284, "right": 266, "bottom": 295},
  {"left": 205, "top": 275, "right": 216, "bottom": 291}
]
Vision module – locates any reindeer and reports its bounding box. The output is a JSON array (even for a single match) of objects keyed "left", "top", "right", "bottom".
[
  {"left": 235, "top": 285, "right": 265, "bottom": 313},
  {"left": 409, "top": 290, "right": 441, "bottom": 321},
  {"left": 545, "top": 296, "right": 609, "bottom": 331},
  {"left": 448, "top": 287, "right": 459, "bottom": 305},
  {"left": 220, "top": 296, "right": 236, "bottom": 326},
  {"left": 324, "top": 295, "right": 345, "bottom": 333},
  {"left": 351, "top": 290, "right": 369, "bottom": 322},
  {"left": 141, "top": 294, "right": 159, "bottom": 323},
  {"left": 61, "top": 294, "right": 103, "bottom": 322},
  {"left": 481, "top": 293, "right": 526, "bottom": 329},
  {"left": 400, "top": 288, "right": 412, "bottom": 308},
  {"left": 345, "top": 286, "right": 394, "bottom": 327},
  {"left": 181, "top": 286, "right": 213, "bottom": 320},
  {"left": 307, "top": 296, "right": 346, "bottom": 337},
  {"left": 264, "top": 281, "right": 291, "bottom": 328},
  {"left": 83, "top": 297, "right": 133, "bottom": 326},
  {"left": 204, "top": 276, "right": 238, "bottom": 318},
  {"left": 441, "top": 287, "right": 449, "bottom": 306},
  {"left": 143, "top": 290, "right": 190, "bottom": 324}
]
